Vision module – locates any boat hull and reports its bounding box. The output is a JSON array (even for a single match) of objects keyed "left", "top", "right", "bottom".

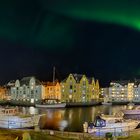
[
  {"left": 0, "top": 115, "right": 40, "bottom": 129},
  {"left": 35, "top": 103, "right": 66, "bottom": 108},
  {"left": 88, "top": 120, "right": 139, "bottom": 134},
  {"left": 122, "top": 110, "right": 140, "bottom": 115}
]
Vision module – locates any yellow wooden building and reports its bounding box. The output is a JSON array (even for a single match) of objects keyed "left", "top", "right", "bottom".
[{"left": 61, "top": 74, "right": 100, "bottom": 102}]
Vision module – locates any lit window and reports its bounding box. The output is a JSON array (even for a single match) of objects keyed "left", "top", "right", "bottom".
[
  {"left": 31, "top": 98, "right": 34, "bottom": 103},
  {"left": 69, "top": 95, "right": 72, "bottom": 99}
]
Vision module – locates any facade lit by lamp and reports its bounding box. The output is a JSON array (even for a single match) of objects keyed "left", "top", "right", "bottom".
[
  {"left": 108, "top": 80, "right": 140, "bottom": 102},
  {"left": 43, "top": 81, "right": 61, "bottom": 101},
  {"left": 10, "top": 77, "right": 45, "bottom": 103},
  {"left": 60, "top": 73, "right": 100, "bottom": 103}
]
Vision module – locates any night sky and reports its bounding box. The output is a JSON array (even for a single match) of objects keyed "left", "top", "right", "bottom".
[{"left": 1, "top": 0, "right": 140, "bottom": 86}]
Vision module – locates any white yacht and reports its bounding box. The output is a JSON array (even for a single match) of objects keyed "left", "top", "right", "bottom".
[
  {"left": 83, "top": 115, "right": 139, "bottom": 134},
  {"left": 122, "top": 106, "right": 140, "bottom": 115},
  {"left": 0, "top": 107, "right": 41, "bottom": 129}
]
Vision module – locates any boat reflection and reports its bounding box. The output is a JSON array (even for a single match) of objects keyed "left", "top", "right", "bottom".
[{"left": 22, "top": 107, "right": 38, "bottom": 115}]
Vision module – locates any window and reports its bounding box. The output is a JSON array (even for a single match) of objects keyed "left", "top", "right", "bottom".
[
  {"left": 70, "top": 85, "right": 73, "bottom": 89},
  {"left": 83, "top": 81, "right": 86, "bottom": 85},
  {"left": 23, "top": 91, "right": 25, "bottom": 94},
  {"left": 31, "top": 90, "right": 34, "bottom": 98}
]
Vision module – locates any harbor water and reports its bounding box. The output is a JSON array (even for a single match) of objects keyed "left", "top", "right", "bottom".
[{"left": 20, "top": 105, "right": 139, "bottom": 132}]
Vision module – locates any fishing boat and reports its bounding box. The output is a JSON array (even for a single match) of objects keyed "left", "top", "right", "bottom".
[
  {"left": 0, "top": 107, "right": 41, "bottom": 129},
  {"left": 83, "top": 115, "right": 139, "bottom": 134},
  {"left": 122, "top": 106, "right": 140, "bottom": 115},
  {"left": 35, "top": 102, "right": 66, "bottom": 108}
]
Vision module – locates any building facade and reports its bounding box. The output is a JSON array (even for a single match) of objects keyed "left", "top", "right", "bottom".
[
  {"left": 109, "top": 81, "right": 136, "bottom": 102},
  {"left": 11, "top": 77, "right": 45, "bottom": 103},
  {"left": 0, "top": 87, "right": 7, "bottom": 100},
  {"left": 61, "top": 74, "right": 100, "bottom": 102},
  {"left": 100, "top": 88, "right": 109, "bottom": 101},
  {"left": 43, "top": 81, "right": 61, "bottom": 101}
]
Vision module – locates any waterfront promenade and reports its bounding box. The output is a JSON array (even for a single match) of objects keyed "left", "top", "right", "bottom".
[
  {"left": 0, "top": 129, "right": 95, "bottom": 140},
  {"left": 1, "top": 127, "right": 140, "bottom": 140}
]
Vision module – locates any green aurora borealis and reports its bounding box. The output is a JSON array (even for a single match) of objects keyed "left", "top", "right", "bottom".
[
  {"left": 1, "top": 0, "right": 140, "bottom": 85},
  {"left": 1, "top": 0, "right": 140, "bottom": 47},
  {"left": 45, "top": 0, "right": 140, "bottom": 30}
]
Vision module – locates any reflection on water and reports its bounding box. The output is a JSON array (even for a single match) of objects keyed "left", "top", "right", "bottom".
[
  {"left": 21, "top": 105, "right": 128, "bottom": 132},
  {"left": 21, "top": 107, "right": 38, "bottom": 115}
]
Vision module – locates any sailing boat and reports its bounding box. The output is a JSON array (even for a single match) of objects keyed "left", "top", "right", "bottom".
[{"left": 35, "top": 67, "right": 66, "bottom": 108}]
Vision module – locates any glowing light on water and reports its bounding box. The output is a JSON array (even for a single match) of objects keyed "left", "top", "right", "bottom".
[
  {"left": 59, "top": 120, "right": 68, "bottom": 131},
  {"left": 29, "top": 107, "right": 38, "bottom": 115}
]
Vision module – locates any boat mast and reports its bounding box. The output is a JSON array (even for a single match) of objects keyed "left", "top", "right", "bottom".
[
  {"left": 53, "top": 66, "right": 56, "bottom": 102},
  {"left": 53, "top": 66, "right": 55, "bottom": 84}
]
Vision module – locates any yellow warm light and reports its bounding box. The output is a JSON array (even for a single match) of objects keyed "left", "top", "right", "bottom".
[{"left": 69, "top": 95, "right": 72, "bottom": 99}]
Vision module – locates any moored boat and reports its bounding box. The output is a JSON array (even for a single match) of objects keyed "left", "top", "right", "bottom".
[
  {"left": 100, "top": 113, "right": 123, "bottom": 120},
  {"left": 35, "top": 103, "right": 66, "bottom": 108},
  {"left": 83, "top": 115, "right": 139, "bottom": 134},
  {"left": 122, "top": 106, "right": 140, "bottom": 115},
  {"left": 0, "top": 107, "right": 41, "bottom": 129}
]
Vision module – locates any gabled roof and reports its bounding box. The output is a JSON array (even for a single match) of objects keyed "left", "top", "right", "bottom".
[
  {"left": 61, "top": 78, "right": 67, "bottom": 83},
  {"left": 87, "top": 77, "right": 94, "bottom": 84},
  {"left": 72, "top": 73, "right": 83, "bottom": 83},
  {"left": 20, "top": 76, "right": 41, "bottom": 86},
  {"left": 7, "top": 80, "right": 16, "bottom": 86},
  {"left": 61, "top": 73, "right": 95, "bottom": 84},
  {"left": 46, "top": 81, "right": 59, "bottom": 86},
  {"left": 42, "top": 79, "right": 59, "bottom": 86},
  {"left": 134, "top": 79, "right": 140, "bottom": 86},
  {"left": 110, "top": 80, "right": 130, "bottom": 86},
  {"left": 61, "top": 73, "right": 83, "bottom": 83},
  {"left": 110, "top": 79, "right": 140, "bottom": 86}
]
